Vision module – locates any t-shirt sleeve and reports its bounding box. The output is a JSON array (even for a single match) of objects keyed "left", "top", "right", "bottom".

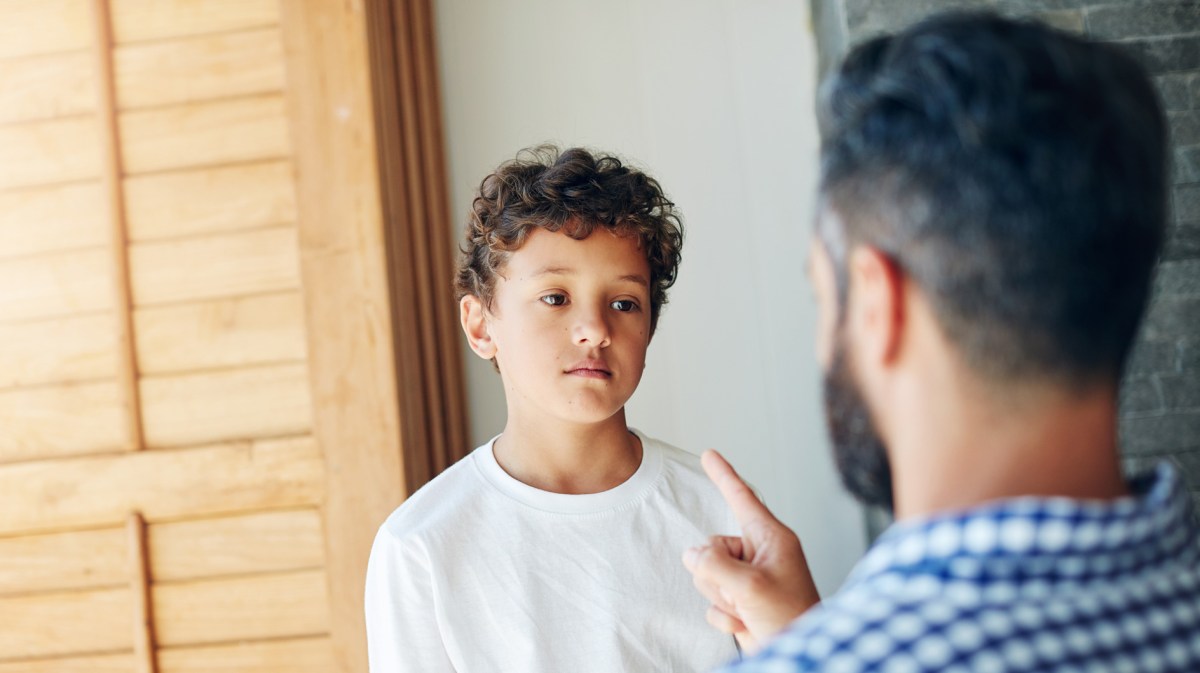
[{"left": 364, "top": 524, "right": 456, "bottom": 672}]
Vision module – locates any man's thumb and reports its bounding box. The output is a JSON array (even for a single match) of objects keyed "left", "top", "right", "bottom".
[{"left": 684, "top": 542, "right": 756, "bottom": 595}]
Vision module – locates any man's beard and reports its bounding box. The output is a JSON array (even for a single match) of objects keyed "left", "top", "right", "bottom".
[{"left": 823, "top": 330, "right": 895, "bottom": 511}]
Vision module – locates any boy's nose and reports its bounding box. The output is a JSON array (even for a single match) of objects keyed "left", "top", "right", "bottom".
[{"left": 572, "top": 308, "right": 611, "bottom": 348}]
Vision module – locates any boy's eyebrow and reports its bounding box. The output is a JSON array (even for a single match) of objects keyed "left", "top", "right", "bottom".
[
  {"left": 530, "top": 266, "right": 573, "bottom": 277},
  {"left": 529, "top": 266, "right": 649, "bottom": 286}
]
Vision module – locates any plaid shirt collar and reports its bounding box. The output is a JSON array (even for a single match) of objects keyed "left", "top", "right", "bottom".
[{"left": 848, "top": 462, "right": 1200, "bottom": 591}]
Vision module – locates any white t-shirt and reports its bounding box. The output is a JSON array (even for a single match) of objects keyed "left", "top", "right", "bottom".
[{"left": 365, "top": 429, "right": 742, "bottom": 672}]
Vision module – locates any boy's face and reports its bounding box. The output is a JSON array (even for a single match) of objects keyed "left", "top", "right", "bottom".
[{"left": 466, "top": 227, "right": 653, "bottom": 426}]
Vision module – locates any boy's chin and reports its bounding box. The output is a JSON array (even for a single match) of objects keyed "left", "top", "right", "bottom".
[{"left": 552, "top": 397, "right": 630, "bottom": 426}]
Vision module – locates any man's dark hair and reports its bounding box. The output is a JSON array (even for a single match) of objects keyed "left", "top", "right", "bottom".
[
  {"left": 818, "top": 12, "right": 1168, "bottom": 386},
  {"left": 455, "top": 145, "right": 683, "bottom": 335}
]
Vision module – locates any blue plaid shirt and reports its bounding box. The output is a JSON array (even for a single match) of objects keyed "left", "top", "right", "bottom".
[{"left": 724, "top": 462, "right": 1200, "bottom": 672}]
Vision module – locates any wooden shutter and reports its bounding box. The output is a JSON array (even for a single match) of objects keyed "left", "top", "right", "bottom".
[{"left": 0, "top": 1, "right": 466, "bottom": 671}]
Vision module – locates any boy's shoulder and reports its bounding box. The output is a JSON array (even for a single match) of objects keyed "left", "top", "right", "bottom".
[
  {"left": 639, "top": 433, "right": 752, "bottom": 536},
  {"left": 645, "top": 432, "right": 725, "bottom": 484},
  {"left": 640, "top": 433, "right": 734, "bottom": 513},
  {"left": 375, "top": 444, "right": 491, "bottom": 546},
  {"left": 646, "top": 435, "right": 707, "bottom": 484},
  {"left": 648, "top": 435, "right": 702, "bottom": 471}
]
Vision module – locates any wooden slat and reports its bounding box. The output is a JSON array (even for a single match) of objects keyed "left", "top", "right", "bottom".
[
  {"left": 0, "top": 527, "right": 125, "bottom": 595},
  {"left": 111, "top": 0, "right": 279, "bottom": 45},
  {"left": 119, "top": 94, "right": 289, "bottom": 175},
  {"left": 0, "top": 512, "right": 324, "bottom": 596},
  {"left": 0, "top": 588, "right": 130, "bottom": 660},
  {"left": 114, "top": 28, "right": 283, "bottom": 111},
  {"left": 0, "top": 436, "right": 324, "bottom": 536},
  {"left": 0, "top": 182, "right": 106, "bottom": 260},
  {"left": 134, "top": 292, "right": 306, "bottom": 375},
  {"left": 124, "top": 160, "right": 296, "bottom": 242},
  {"left": 0, "top": 653, "right": 132, "bottom": 673},
  {"left": 0, "top": 248, "right": 112, "bottom": 324},
  {"left": 129, "top": 227, "right": 301, "bottom": 307},
  {"left": 158, "top": 636, "right": 335, "bottom": 673},
  {"left": 153, "top": 569, "right": 329, "bottom": 647},
  {"left": 0, "top": 117, "right": 101, "bottom": 191},
  {"left": 280, "top": 3, "right": 409, "bottom": 671},
  {"left": 0, "top": 509, "right": 321, "bottom": 597},
  {"left": 0, "top": 313, "right": 117, "bottom": 388},
  {"left": 0, "top": 0, "right": 90, "bottom": 61},
  {"left": 140, "top": 363, "right": 312, "bottom": 448},
  {"left": 0, "top": 381, "right": 125, "bottom": 463},
  {"left": 0, "top": 51, "right": 94, "bottom": 125},
  {"left": 149, "top": 509, "right": 324, "bottom": 582}
]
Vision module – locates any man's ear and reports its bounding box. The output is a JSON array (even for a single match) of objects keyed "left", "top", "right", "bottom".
[
  {"left": 847, "top": 246, "right": 905, "bottom": 368},
  {"left": 460, "top": 295, "right": 497, "bottom": 360}
]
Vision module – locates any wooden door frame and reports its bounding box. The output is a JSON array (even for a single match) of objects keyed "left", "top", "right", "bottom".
[
  {"left": 280, "top": 1, "right": 467, "bottom": 671},
  {"left": 364, "top": 0, "right": 470, "bottom": 493}
]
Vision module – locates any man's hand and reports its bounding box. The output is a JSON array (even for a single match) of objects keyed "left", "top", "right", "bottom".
[{"left": 682, "top": 450, "right": 821, "bottom": 654}]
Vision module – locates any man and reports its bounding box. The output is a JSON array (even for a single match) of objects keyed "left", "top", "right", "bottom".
[{"left": 684, "top": 11, "right": 1200, "bottom": 672}]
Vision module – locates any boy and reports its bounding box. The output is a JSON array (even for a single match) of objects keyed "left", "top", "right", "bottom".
[{"left": 365, "top": 146, "right": 740, "bottom": 672}]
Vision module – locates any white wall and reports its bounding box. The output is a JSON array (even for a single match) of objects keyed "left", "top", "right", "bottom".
[{"left": 434, "top": 0, "right": 866, "bottom": 595}]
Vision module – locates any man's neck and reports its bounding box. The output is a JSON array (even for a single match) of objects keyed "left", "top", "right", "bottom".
[
  {"left": 493, "top": 410, "right": 642, "bottom": 495},
  {"left": 888, "top": 375, "right": 1127, "bottom": 521}
]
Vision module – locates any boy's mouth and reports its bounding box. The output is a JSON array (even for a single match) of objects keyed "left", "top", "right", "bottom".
[{"left": 565, "top": 359, "right": 612, "bottom": 379}]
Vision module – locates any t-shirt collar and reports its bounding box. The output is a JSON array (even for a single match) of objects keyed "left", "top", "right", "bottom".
[{"left": 471, "top": 427, "right": 665, "bottom": 515}]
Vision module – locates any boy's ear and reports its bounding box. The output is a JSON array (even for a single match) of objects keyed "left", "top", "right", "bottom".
[{"left": 460, "top": 294, "right": 497, "bottom": 360}]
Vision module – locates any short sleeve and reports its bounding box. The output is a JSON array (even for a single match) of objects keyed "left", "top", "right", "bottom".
[{"left": 364, "top": 524, "right": 456, "bottom": 672}]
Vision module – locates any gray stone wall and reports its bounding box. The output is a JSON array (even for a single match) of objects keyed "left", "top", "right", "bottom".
[{"left": 810, "top": 0, "right": 1200, "bottom": 538}]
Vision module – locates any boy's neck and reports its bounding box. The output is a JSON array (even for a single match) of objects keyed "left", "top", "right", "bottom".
[{"left": 493, "top": 411, "right": 643, "bottom": 495}]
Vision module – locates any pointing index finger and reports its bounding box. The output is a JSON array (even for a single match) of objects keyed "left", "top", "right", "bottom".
[{"left": 701, "top": 449, "right": 778, "bottom": 532}]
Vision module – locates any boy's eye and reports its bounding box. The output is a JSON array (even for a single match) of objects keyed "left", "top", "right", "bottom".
[
  {"left": 540, "top": 294, "right": 567, "bottom": 306},
  {"left": 611, "top": 299, "right": 638, "bottom": 312}
]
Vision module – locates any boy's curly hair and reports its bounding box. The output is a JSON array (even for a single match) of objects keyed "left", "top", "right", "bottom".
[{"left": 455, "top": 146, "right": 684, "bottom": 334}]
